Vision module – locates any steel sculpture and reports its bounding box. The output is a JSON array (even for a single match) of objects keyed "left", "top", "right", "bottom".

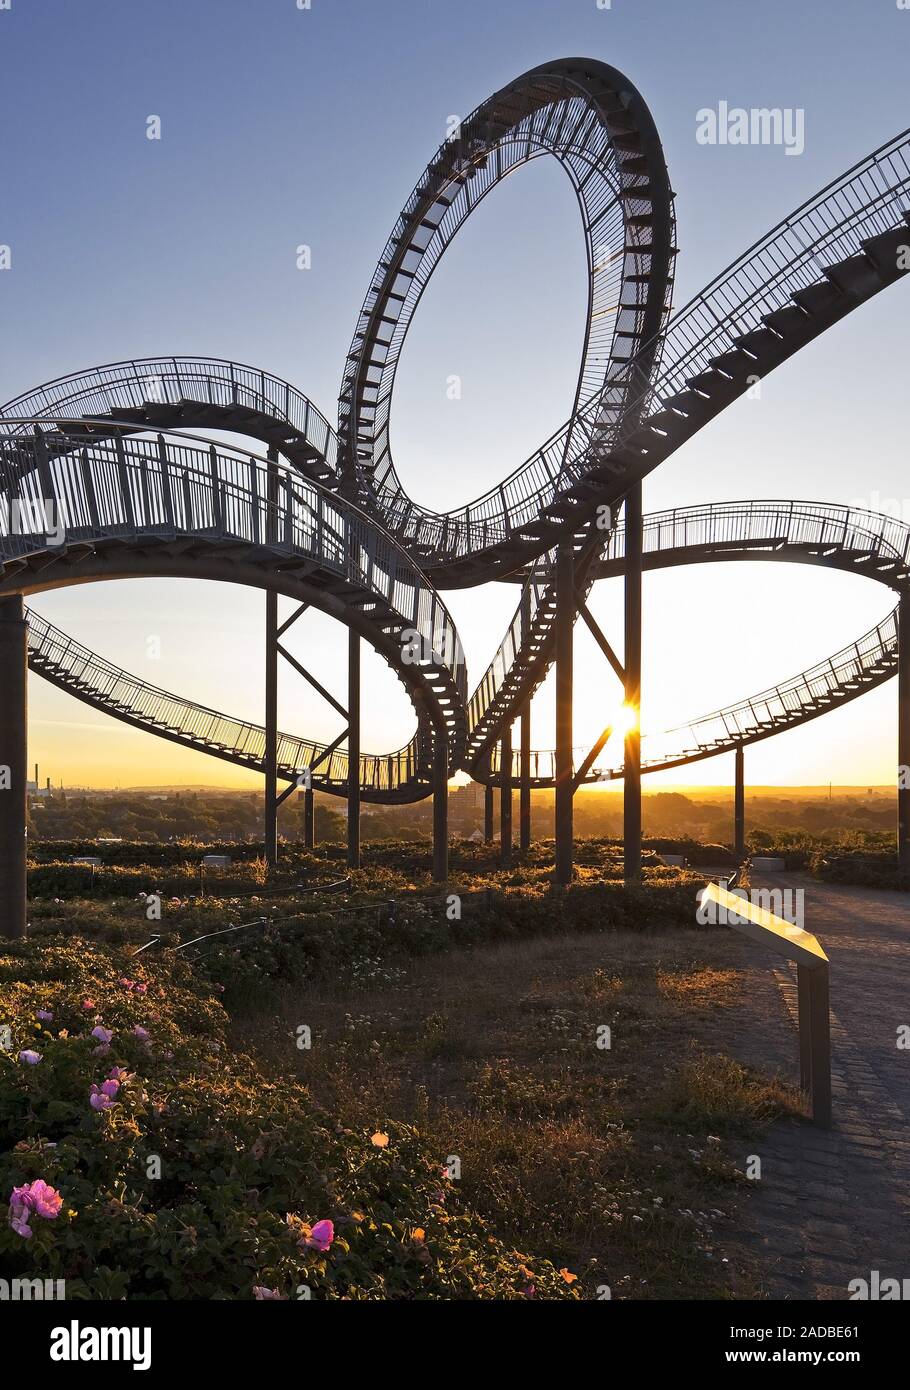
[{"left": 2, "top": 58, "right": 910, "bottom": 935}]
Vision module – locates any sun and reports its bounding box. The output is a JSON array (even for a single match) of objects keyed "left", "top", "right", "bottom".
[{"left": 610, "top": 703, "right": 640, "bottom": 737}]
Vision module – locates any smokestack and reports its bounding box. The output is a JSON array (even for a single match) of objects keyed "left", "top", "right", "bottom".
[{"left": 34, "top": 763, "right": 38, "bottom": 786}]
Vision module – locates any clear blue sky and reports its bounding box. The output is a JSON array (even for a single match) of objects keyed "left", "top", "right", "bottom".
[{"left": 1, "top": 0, "right": 909, "bottom": 788}]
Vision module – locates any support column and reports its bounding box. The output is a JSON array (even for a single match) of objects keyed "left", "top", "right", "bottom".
[
  {"left": 432, "top": 735, "right": 448, "bottom": 882},
  {"left": 264, "top": 446, "right": 279, "bottom": 869},
  {"left": 484, "top": 781, "right": 494, "bottom": 844},
  {"left": 347, "top": 628, "right": 361, "bottom": 869},
  {"left": 500, "top": 723, "right": 513, "bottom": 866},
  {"left": 520, "top": 702, "right": 532, "bottom": 852},
  {"left": 519, "top": 586, "right": 532, "bottom": 853},
  {"left": 304, "top": 786, "right": 315, "bottom": 849},
  {"left": 554, "top": 541, "right": 574, "bottom": 884},
  {"left": 900, "top": 597, "right": 910, "bottom": 873},
  {"left": 0, "top": 596, "right": 28, "bottom": 939},
  {"left": 623, "top": 483, "right": 642, "bottom": 886},
  {"left": 734, "top": 745, "right": 746, "bottom": 858},
  {"left": 264, "top": 591, "right": 278, "bottom": 867}
]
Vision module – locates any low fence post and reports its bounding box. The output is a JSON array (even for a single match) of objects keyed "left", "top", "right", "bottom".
[
  {"left": 700, "top": 879, "right": 832, "bottom": 1128},
  {"left": 804, "top": 961, "right": 832, "bottom": 1128}
]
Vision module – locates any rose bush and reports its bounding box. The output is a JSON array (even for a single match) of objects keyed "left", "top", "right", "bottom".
[{"left": 0, "top": 937, "right": 577, "bottom": 1299}]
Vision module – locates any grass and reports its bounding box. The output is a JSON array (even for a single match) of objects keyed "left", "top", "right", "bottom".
[{"left": 234, "top": 929, "right": 802, "bottom": 1299}]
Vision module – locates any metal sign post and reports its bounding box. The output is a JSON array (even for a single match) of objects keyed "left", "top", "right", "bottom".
[
  {"left": 797, "top": 961, "right": 832, "bottom": 1129},
  {"left": 699, "top": 881, "right": 832, "bottom": 1128}
]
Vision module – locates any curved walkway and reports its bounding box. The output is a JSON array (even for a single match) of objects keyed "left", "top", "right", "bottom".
[{"left": 0, "top": 428, "right": 467, "bottom": 785}]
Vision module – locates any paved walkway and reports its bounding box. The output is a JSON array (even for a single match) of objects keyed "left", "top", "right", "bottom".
[{"left": 722, "top": 872, "right": 910, "bottom": 1299}]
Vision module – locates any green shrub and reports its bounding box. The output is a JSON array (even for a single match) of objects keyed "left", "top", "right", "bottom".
[
  {"left": 29, "top": 861, "right": 267, "bottom": 901},
  {"left": 811, "top": 846, "right": 910, "bottom": 891}
]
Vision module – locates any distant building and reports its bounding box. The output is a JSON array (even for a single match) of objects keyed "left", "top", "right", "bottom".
[{"left": 27, "top": 767, "right": 53, "bottom": 798}]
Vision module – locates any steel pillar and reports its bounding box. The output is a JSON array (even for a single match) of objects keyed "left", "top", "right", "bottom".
[
  {"left": 519, "top": 586, "right": 532, "bottom": 852},
  {"left": 484, "top": 781, "right": 494, "bottom": 843},
  {"left": 264, "top": 446, "right": 279, "bottom": 868},
  {"left": 432, "top": 736, "right": 449, "bottom": 882},
  {"left": 304, "top": 786, "right": 315, "bottom": 849},
  {"left": 734, "top": 745, "right": 746, "bottom": 858},
  {"left": 347, "top": 628, "right": 361, "bottom": 869},
  {"left": 554, "top": 541, "right": 574, "bottom": 884},
  {"left": 0, "top": 596, "right": 28, "bottom": 939},
  {"left": 500, "top": 723, "right": 513, "bottom": 866},
  {"left": 264, "top": 591, "right": 278, "bottom": 867},
  {"left": 519, "top": 703, "right": 532, "bottom": 852},
  {"left": 623, "top": 484, "right": 642, "bottom": 886},
  {"left": 900, "top": 597, "right": 910, "bottom": 873}
]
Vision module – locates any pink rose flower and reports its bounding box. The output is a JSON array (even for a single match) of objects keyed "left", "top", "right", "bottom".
[
  {"left": 18, "top": 1050, "right": 42, "bottom": 1065},
  {"left": 8, "top": 1179, "right": 63, "bottom": 1238},
  {"left": 252, "top": 1286, "right": 284, "bottom": 1300},
  {"left": 304, "top": 1219, "right": 334, "bottom": 1252},
  {"left": 91, "top": 1026, "right": 113, "bottom": 1045},
  {"left": 90, "top": 1084, "right": 116, "bottom": 1111},
  {"left": 27, "top": 1180, "right": 63, "bottom": 1221},
  {"left": 8, "top": 1208, "right": 32, "bottom": 1239}
]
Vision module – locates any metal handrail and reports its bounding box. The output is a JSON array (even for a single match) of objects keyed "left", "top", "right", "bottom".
[
  {"left": 0, "top": 423, "right": 466, "bottom": 785},
  {"left": 0, "top": 357, "right": 340, "bottom": 475},
  {"left": 638, "top": 606, "right": 899, "bottom": 772},
  {"left": 602, "top": 499, "right": 910, "bottom": 572},
  {"left": 633, "top": 128, "right": 910, "bottom": 419},
  {"left": 464, "top": 489, "right": 910, "bottom": 761},
  {"left": 485, "top": 605, "right": 899, "bottom": 784},
  {"left": 26, "top": 608, "right": 423, "bottom": 794},
  {"left": 338, "top": 60, "right": 673, "bottom": 565},
  {"left": 0, "top": 421, "right": 464, "bottom": 683},
  {"left": 17, "top": 484, "right": 909, "bottom": 796},
  {"left": 362, "top": 126, "right": 910, "bottom": 565}
]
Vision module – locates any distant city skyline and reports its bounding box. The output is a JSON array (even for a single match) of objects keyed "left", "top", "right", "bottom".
[{"left": 3, "top": 0, "right": 909, "bottom": 789}]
